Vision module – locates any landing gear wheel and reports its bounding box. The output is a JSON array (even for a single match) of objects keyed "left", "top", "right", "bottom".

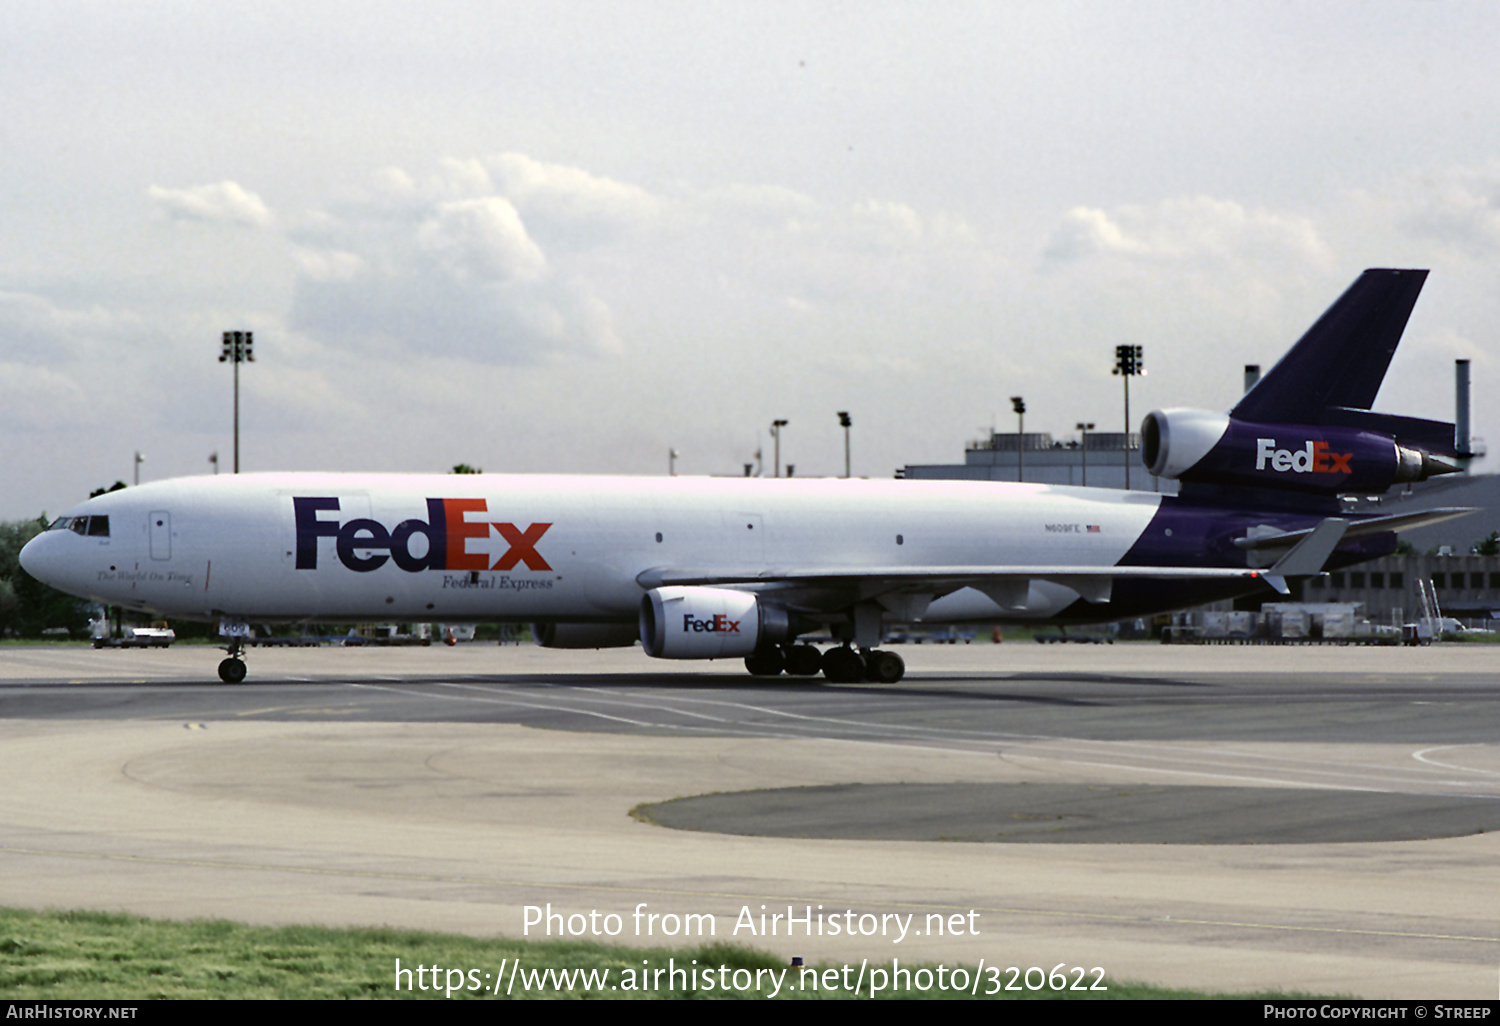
[
  {"left": 864, "top": 649, "right": 905, "bottom": 684},
  {"left": 784, "top": 644, "right": 823, "bottom": 677},
  {"left": 218, "top": 626, "right": 249, "bottom": 685},
  {"left": 744, "top": 647, "right": 786, "bottom": 676},
  {"left": 821, "top": 646, "right": 865, "bottom": 684}
]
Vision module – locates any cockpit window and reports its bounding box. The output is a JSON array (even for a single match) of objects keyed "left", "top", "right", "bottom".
[{"left": 46, "top": 516, "right": 108, "bottom": 537}]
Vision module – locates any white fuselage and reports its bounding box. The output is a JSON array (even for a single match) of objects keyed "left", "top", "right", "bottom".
[{"left": 21, "top": 472, "right": 1166, "bottom": 625}]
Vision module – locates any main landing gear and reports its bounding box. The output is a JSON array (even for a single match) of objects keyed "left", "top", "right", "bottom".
[{"left": 744, "top": 644, "right": 905, "bottom": 683}]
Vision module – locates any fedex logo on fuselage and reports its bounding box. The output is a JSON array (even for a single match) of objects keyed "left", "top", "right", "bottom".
[
  {"left": 293, "top": 497, "right": 551, "bottom": 573},
  {"left": 1254, "top": 439, "right": 1352, "bottom": 475}
]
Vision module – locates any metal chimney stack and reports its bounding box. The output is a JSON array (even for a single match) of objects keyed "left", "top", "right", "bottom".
[
  {"left": 1456, "top": 359, "right": 1473, "bottom": 460},
  {"left": 1243, "top": 364, "right": 1261, "bottom": 393}
]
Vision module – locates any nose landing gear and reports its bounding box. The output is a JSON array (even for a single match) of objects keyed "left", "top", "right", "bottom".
[
  {"left": 218, "top": 652, "right": 247, "bottom": 684},
  {"left": 217, "top": 620, "right": 250, "bottom": 683},
  {"left": 217, "top": 636, "right": 247, "bottom": 683}
]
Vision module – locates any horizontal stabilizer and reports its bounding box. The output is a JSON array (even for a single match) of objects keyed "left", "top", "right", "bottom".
[
  {"left": 1318, "top": 408, "right": 1458, "bottom": 458},
  {"left": 1234, "top": 507, "right": 1477, "bottom": 552}
]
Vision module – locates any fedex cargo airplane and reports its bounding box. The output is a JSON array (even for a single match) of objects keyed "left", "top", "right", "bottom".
[{"left": 20, "top": 269, "right": 1472, "bottom": 684}]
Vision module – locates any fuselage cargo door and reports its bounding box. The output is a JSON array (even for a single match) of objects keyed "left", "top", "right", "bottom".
[{"left": 149, "top": 511, "right": 171, "bottom": 561}]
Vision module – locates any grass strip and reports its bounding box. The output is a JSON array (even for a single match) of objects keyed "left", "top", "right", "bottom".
[{"left": 1, "top": 906, "right": 1319, "bottom": 1000}]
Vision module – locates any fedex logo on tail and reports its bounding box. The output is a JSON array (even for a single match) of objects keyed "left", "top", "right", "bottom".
[
  {"left": 1255, "top": 439, "right": 1353, "bottom": 475},
  {"left": 294, "top": 497, "right": 551, "bottom": 573}
]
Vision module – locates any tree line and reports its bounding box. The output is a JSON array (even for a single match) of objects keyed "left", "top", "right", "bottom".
[{"left": 0, "top": 517, "right": 91, "bottom": 638}]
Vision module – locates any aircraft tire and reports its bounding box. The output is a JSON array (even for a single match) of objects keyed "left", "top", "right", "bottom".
[
  {"left": 784, "top": 644, "right": 823, "bottom": 676},
  {"left": 864, "top": 650, "right": 905, "bottom": 684},
  {"left": 218, "top": 657, "right": 247, "bottom": 684},
  {"left": 821, "top": 646, "right": 864, "bottom": 684},
  {"left": 744, "top": 648, "right": 786, "bottom": 676}
]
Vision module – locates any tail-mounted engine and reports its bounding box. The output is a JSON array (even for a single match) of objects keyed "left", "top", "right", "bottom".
[
  {"left": 1141, "top": 407, "right": 1457, "bottom": 497},
  {"left": 639, "top": 586, "right": 796, "bottom": 659}
]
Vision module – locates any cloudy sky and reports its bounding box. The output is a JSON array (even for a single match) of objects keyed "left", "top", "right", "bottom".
[{"left": 3, "top": 2, "right": 1499, "bottom": 519}]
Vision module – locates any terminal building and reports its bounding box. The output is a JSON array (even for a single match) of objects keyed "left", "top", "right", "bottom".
[
  {"left": 1302, "top": 551, "right": 1500, "bottom": 625},
  {"left": 898, "top": 430, "right": 1173, "bottom": 492}
]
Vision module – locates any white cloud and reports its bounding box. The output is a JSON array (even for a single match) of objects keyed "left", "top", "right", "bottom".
[
  {"left": 0, "top": 291, "right": 142, "bottom": 365},
  {"left": 488, "top": 154, "right": 657, "bottom": 219},
  {"left": 431, "top": 157, "right": 495, "bottom": 200},
  {"left": 482, "top": 153, "right": 662, "bottom": 249},
  {"left": 1387, "top": 163, "right": 1500, "bottom": 256},
  {"left": 1044, "top": 207, "right": 1149, "bottom": 261},
  {"left": 147, "top": 181, "right": 273, "bottom": 227},
  {"left": 290, "top": 247, "right": 365, "bottom": 283},
  {"left": 0, "top": 363, "right": 93, "bottom": 428},
  {"left": 288, "top": 164, "right": 619, "bottom": 363},
  {"left": 701, "top": 183, "right": 820, "bottom": 229},
  {"left": 850, "top": 199, "right": 923, "bottom": 245},
  {"left": 415, "top": 198, "right": 547, "bottom": 283},
  {"left": 1043, "top": 197, "right": 1330, "bottom": 268},
  {"left": 370, "top": 166, "right": 418, "bottom": 199}
]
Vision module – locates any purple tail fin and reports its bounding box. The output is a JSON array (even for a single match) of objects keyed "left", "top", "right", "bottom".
[{"left": 1231, "top": 269, "right": 1455, "bottom": 456}]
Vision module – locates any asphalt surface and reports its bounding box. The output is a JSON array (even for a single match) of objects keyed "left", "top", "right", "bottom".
[
  {"left": 640, "top": 783, "right": 1500, "bottom": 844},
  {"left": 1, "top": 641, "right": 1498, "bottom": 998}
]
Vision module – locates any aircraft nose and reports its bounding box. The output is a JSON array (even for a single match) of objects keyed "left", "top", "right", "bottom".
[{"left": 19, "top": 531, "right": 61, "bottom": 586}]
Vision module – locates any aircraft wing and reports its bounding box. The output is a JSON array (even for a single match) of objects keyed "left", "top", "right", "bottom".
[
  {"left": 639, "top": 561, "right": 1286, "bottom": 608},
  {"left": 638, "top": 564, "right": 1280, "bottom": 587},
  {"left": 640, "top": 518, "right": 1355, "bottom": 603}
]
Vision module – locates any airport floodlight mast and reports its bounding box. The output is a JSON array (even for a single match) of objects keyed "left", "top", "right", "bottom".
[
  {"left": 669, "top": 448, "right": 679, "bottom": 476},
  {"left": 1010, "top": 396, "right": 1025, "bottom": 482},
  {"left": 1076, "top": 422, "right": 1095, "bottom": 486},
  {"left": 219, "top": 331, "right": 254, "bottom": 473},
  {"left": 1113, "top": 344, "right": 1143, "bottom": 489},
  {"left": 771, "top": 419, "right": 788, "bottom": 478},
  {"left": 133, "top": 451, "right": 144, "bottom": 486},
  {"left": 837, "top": 411, "right": 852, "bottom": 478}
]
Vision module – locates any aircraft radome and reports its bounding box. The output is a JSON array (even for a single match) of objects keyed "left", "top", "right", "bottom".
[{"left": 21, "top": 269, "right": 1472, "bottom": 684}]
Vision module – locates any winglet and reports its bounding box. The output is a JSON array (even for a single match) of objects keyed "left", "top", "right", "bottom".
[{"left": 1259, "top": 517, "right": 1349, "bottom": 594}]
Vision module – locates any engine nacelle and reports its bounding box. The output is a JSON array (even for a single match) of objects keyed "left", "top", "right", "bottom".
[
  {"left": 532, "top": 622, "right": 639, "bottom": 649},
  {"left": 639, "top": 586, "right": 793, "bottom": 659},
  {"left": 1140, "top": 408, "right": 1232, "bottom": 480},
  {"left": 1142, "top": 408, "right": 1448, "bottom": 496}
]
